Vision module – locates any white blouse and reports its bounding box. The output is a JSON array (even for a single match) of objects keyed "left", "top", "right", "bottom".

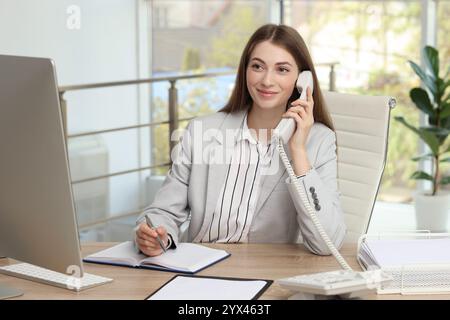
[{"left": 199, "top": 114, "right": 277, "bottom": 243}]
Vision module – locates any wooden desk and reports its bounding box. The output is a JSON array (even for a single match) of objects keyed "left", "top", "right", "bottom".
[{"left": 0, "top": 243, "right": 449, "bottom": 300}]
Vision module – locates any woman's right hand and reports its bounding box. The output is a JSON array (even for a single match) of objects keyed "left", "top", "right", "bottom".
[{"left": 136, "top": 222, "right": 169, "bottom": 257}]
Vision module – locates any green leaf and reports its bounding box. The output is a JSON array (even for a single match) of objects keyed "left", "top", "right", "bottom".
[
  {"left": 412, "top": 152, "right": 434, "bottom": 161},
  {"left": 445, "top": 117, "right": 450, "bottom": 131},
  {"left": 436, "top": 78, "right": 447, "bottom": 106},
  {"left": 420, "top": 126, "right": 448, "bottom": 146},
  {"left": 410, "top": 88, "right": 434, "bottom": 116},
  {"left": 443, "top": 90, "right": 450, "bottom": 103},
  {"left": 420, "top": 131, "right": 442, "bottom": 153},
  {"left": 395, "top": 116, "right": 440, "bottom": 155},
  {"left": 440, "top": 157, "right": 450, "bottom": 163},
  {"left": 424, "top": 46, "right": 439, "bottom": 78},
  {"left": 441, "top": 102, "right": 450, "bottom": 119},
  {"left": 408, "top": 60, "right": 437, "bottom": 95},
  {"left": 440, "top": 176, "right": 450, "bottom": 185},
  {"left": 421, "top": 126, "right": 450, "bottom": 138},
  {"left": 411, "top": 171, "right": 434, "bottom": 181}
]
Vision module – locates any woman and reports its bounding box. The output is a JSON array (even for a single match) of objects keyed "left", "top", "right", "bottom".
[{"left": 135, "top": 24, "right": 346, "bottom": 256}]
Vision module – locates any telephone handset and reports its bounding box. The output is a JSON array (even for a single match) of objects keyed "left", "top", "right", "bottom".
[
  {"left": 275, "top": 71, "right": 392, "bottom": 298},
  {"left": 276, "top": 70, "right": 314, "bottom": 144}
]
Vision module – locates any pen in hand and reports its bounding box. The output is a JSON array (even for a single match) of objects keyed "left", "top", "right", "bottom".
[{"left": 145, "top": 215, "right": 167, "bottom": 253}]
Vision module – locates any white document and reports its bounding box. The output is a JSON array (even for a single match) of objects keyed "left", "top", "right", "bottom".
[
  {"left": 364, "top": 238, "right": 450, "bottom": 267},
  {"left": 147, "top": 275, "right": 271, "bottom": 300}
]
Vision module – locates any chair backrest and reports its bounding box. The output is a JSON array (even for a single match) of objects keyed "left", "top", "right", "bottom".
[{"left": 323, "top": 91, "right": 395, "bottom": 242}]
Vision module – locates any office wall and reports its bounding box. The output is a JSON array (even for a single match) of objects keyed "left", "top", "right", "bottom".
[
  {"left": 0, "top": 0, "right": 151, "bottom": 229},
  {"left": 0, "top": 0, "right": 140, "bottom": 85}
]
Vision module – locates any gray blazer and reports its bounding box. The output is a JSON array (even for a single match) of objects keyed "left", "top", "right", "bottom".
[{"left": 137, "top": 110, "right": 346, "bottom": 255}]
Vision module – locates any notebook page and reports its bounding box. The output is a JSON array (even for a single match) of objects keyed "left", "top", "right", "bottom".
[
  {"left": 85, "top": 241, "right": 144, "bottom": 266},
  {"left": 148, "top": 276, "right": 269, "bottom": 300},
  {"left": 142, "top": 243, "right": 228, "bottom": 272},
  {"left": 365, "top": 238, "right": 450, "bottom": 267}
]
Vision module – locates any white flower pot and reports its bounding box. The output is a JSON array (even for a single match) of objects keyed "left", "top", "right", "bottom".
[{"left": 414, "top": 191, "right": 450, "bottom": 232}]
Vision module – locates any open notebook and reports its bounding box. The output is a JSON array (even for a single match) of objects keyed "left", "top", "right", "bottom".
[{"left": 84, "top": 241, "right": 230, "bottom": 274}]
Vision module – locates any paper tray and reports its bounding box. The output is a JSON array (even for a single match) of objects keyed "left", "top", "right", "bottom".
[{"left": 357, "top": 232, "right": 450, "bottom": 295}]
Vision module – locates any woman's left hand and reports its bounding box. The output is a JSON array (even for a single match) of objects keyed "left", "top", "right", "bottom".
[{"left": 282, "top": 86, "right": 314, "bottom": 151}]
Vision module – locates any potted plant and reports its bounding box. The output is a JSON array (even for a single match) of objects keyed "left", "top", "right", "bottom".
[{"left": 395, "top": 45, "right": 450, "bottom": 232}]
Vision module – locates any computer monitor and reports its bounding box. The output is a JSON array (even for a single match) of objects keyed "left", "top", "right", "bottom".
[{"left": 0, "top": 55, "right": 110, "bottom": 297}]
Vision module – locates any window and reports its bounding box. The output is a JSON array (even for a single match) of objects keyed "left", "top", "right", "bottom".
[
  {"left": 149, "top": 0, "right": 271, "bottom": 174},
  {"left": 153, "top": 6, "right": 168, "bottom": 28},
  {"left": 285, "top": 0, "right": 422, "bottom": 202},
  {"left": 437, "top": 0, "right": 450, "bottom": 192}
]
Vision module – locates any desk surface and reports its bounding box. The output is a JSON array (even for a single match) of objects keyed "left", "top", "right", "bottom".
[{"left": 1, "top": 242, "right": 449, "bottom": 300}]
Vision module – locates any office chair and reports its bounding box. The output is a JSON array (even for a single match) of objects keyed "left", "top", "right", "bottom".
[{"left": 323, "top": 91, "right": 395, "bottom": 242}]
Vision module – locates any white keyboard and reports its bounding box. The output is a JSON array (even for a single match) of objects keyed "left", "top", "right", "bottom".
[
  {"left": 0, "top": 263, "right": 113, "bottom": 292},
  {"left": 277, "top": 269, "right": 392, "bottom": 297}
]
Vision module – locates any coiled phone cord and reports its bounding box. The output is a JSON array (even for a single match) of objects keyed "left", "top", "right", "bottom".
[{"left": 277, "top": 138, "right": 353, "bottom": 271}]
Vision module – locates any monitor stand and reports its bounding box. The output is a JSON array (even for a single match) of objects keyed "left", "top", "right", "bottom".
[
  {"left": 0, "top": 283, "right": 24, "bottom": 299},
  {"left": 0, "top": 256, "right": 24, "bottom": 299}
]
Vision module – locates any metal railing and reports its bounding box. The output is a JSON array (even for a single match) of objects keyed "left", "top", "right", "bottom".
[{"left": 58, "top": 63, "right": 338, "bottom": 230}]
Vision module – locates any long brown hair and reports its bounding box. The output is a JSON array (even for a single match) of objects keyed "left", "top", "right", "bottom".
[{"left": 220, "top": 24, "right": 334, "bottom": 131}]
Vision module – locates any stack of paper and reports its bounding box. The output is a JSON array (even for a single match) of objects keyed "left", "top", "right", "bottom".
[{"left": 357, "top": 236, "right": 450, "bottom": 294}]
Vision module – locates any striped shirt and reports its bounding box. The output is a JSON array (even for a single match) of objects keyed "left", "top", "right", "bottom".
[{"left": 200, "top": 114, "right": 277, "bottom": 243}]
